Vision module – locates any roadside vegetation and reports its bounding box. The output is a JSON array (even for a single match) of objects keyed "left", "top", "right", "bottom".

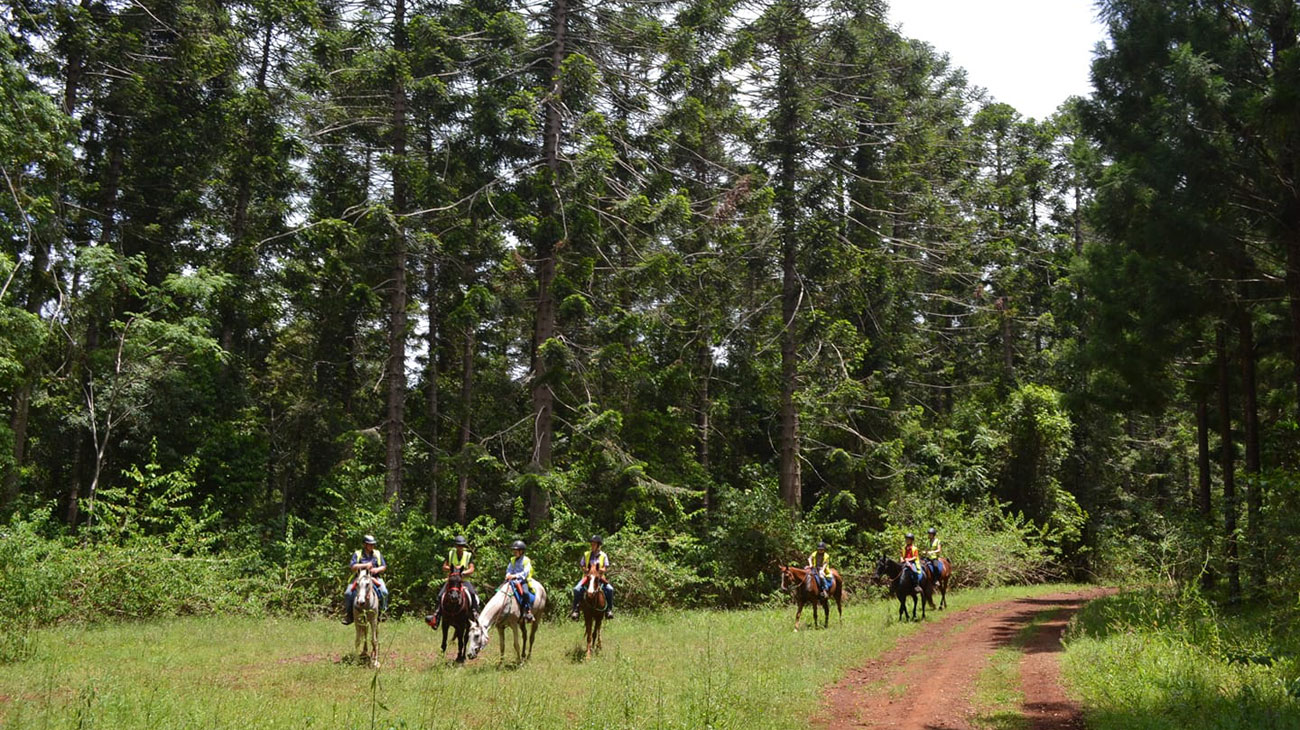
[{"left": 1062, "top": 587, "right": 1300, "bottom": 730}]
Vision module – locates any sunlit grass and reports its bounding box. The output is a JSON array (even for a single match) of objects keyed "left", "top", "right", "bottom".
[
  {"left": 0, "top": 584, "right": 1079, "bottom": 729},
  {"left": 968, "top": 610, "right": 1058, "bottom": 730},
  {"left": 1061, "top": 591, "right": 1300, "bottom": 730}
]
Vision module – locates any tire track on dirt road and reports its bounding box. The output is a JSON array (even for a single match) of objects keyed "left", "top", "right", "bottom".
[{"left": 818, "top": 587, "right": 1114, "bottom": 730}]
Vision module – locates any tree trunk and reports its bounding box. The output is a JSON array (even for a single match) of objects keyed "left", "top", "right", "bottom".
[
  {"left": 1196, "top": 394, "right": 1211, "bottom": 519},
  {"left": 68, "top": 126, "right": 121, "bottom": 527},
  {"left": 696, "top": 339, "right": 712, "bottom": 512},
  {"left": 527, "top": 0, "right": 567, "bottom": 530},
  {"left": 456, "top": 322, "right": 475, "bottom": 525},
  {"left": 1000, "top": 297, "right": 1014, "bottom": 384},
  {"left": 2, "top": 384, "right": 32, "bottom": 507},
  {"left": 1237, "top": 306, "right": 1260, "bottom": 536},
  {"left": 1216, "top": 327, "right": 1239, "bottom": 602},
  {"left": 425, "top": 251, "right": 440, "bottom": 521},
  {"left": 774, "top": 7, "right": 802, "bottom": 512},
  {"left": 1286, "top": 239, "right": 1300, "bottom": 427},
  {"left": 384, "top": 0, "right": 410, "bottom": 507}
]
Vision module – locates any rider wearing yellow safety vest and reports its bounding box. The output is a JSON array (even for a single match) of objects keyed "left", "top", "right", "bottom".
[
  {"left": 925, "top": 527, "right": 942, "bottom": 581},
  {"left": 807, "top": 541, "right": 833, "bottom": 598},
  {"left": 429, "top": 535, "right": 479, "bottom": 628},
  {"left": 569, "top": 535, "right": 614, "bottom": 621},
  {"left": 342, "top": 534, "right": 388, "bottom": 625},
  {"left": 505, "top": 540, "right": 536, "bottom": 622},
  {"left": 902, "top": 533, "right": 924, "bottom": 588}
]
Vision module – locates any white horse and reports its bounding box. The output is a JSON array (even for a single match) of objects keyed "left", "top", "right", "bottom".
[
  {"left": 352, "top": 568, "right": 381, "bottom": 667},
  {"left": 467, "top": 580, "right": 547, "bottom": 663}
]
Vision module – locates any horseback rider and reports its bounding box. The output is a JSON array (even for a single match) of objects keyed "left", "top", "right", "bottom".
[
  {"left": 342, "top": 534, "right": 388, "bottom": 625},
  {"left": 505, "top": 539, "right": 536, "bottom": 623},
  {"left": 807, "top": 541, "right": 833, "bottom": 598},
  {"left": 428, "top": 535, "right": 479, "bottom": 629},
  {"left": 924, "top": 527, "right": 943, "bottom": 581},
  {"left": 901, "top": 533, "right": 924, "bottom": 591},
  {"left": 570, "top": 535, "right": 615, "bottom": 621}
]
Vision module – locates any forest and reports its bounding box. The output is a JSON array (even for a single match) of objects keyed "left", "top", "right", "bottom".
[{"left": 2, "top": 0, "right": 1299, "bottom": 632}]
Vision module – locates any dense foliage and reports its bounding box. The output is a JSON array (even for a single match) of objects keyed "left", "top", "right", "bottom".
[{"left": 2, "top": 0, "right": 1298, "bottom": 625}]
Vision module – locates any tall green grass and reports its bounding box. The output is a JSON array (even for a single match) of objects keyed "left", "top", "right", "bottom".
[
  {"left": 1061, "top": 588, "right": 1300, "bottom": 730},
  {"left": 0, "top": 585, "right": 1075, "bottom": 729}
]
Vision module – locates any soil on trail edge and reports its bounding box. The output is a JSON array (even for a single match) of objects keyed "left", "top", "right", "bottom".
[{"left": 818, "top": 587, "right": 1113, "bottom": 730}]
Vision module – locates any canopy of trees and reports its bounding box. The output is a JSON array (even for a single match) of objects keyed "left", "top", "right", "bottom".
[{"left": 2, "top": 0, "right": 1297, "bottom": 613}]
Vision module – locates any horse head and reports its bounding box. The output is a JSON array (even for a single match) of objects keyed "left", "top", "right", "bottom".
[
  {"left": 355, "top": 567, "right": 373, "bottom": 607},
  {"left": 778, "top": 564, "right": 793, "bottom": 593},
  {"left": 873, "top": 554, "right": 894, "bottom": 583},
  {"left": 466, "top": 619, "right": 488, "bottom": 660}
]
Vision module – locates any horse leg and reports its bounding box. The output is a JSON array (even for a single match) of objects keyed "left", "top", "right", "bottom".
[
  {"left": 524, "top": 617, "right": 536, "bottom": 659},
  {"left": 793, "top": 598, "right": 804, "bottom": 632},
  {"left": 512, "top": 624, "right": 522, "bottom": 662},
  {"left": 595, "top": 616, "right": 602, "bottom": 652},
  {"left": 585, "top": 614, "right": 593, "bottom": 658},
  {"left": 355, "top": 618, "right": 364, "bottom": 660},
  {"left": 370, "top": 613, "right": 381, "bottom": 667}
]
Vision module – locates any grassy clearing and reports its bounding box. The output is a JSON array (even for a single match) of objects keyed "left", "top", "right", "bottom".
[
  {"left": 1061, "top": 589, "right": 1300, "bottom": 730},
  {"left": 967, "top": 609, "right": 1059, "bottom": 730},
  {"left": 0, "top": 584, "right": 1081, "bottom": 730}
]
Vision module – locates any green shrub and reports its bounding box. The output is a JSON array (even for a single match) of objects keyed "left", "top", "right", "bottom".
[
  {"left": 0, "top": 510, "right": 277, "bottom": 625},
  {"left": 1063, "top": 587, "right": 1300, "bottom": 729}
]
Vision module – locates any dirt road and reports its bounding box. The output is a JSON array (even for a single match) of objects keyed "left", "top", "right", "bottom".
[{"left": 819, "top": 587, "right": 1113, "bottom": 730}]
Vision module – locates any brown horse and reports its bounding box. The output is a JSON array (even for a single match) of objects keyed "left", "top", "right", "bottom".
[
  {"left": 438, "top": 570, "right": 473, "bottom": 663},
  {"left": 778, "top": 564, "right": 843, "bottom": 631},
  {"left": 925, "top": 557, "right": 952, "bottom": 610},
  {"left": 578, "top": 570, "right": 606, "bottom": 658}
]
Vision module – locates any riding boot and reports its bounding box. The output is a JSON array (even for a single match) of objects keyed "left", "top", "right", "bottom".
[
  {"left": 342, "top": 607, "right": 354, "bottom": 625},
  {"left": 570, "top": 590, "right": 581, "bottom": 621}
]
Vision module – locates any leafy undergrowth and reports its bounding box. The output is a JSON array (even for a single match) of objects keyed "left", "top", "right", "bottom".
[
  {"left": 0, "top": 584, "right": 1079, "bottom": 729},
  {"left": 1061, "top": 587, "right": 1300, "bottom": 730}
]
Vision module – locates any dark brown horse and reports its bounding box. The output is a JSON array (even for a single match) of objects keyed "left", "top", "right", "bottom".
[
  {"left": 875, "top": 555, "right": 931, "bottom": 621},
  {"left": 578, "top": 568, "right": 606, "bottom": 658},
  {"left": 778, "top": 564, "right": 843, "bottom": 631},
  {"left": 925, "top": 557, "right": 952, "bottom": 610},
  {"left": 438, "top": 570, "right": 473, "bottom": 663}
]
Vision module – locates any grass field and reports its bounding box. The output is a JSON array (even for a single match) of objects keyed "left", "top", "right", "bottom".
[
  {"left": 1060, "top": 590, "right": 1300, "bottom": 730},
  {"left": 0, "top": 584, "right": 1078, "bottom": 730}
]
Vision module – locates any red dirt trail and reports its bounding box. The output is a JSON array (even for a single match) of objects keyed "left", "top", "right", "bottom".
[{"left": 818, "top": 587, "right": 1113, "bottom": 730}]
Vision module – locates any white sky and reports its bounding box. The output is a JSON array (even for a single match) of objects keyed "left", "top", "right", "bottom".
[{"left": 888, "top": 0, "right": 1110, "bottom": 120}]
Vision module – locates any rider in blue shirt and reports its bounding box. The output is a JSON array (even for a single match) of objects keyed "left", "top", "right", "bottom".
[
  {"left": 342, "top": 534, "right": 388, "bottom": 625},
  {"left": 505, "top": 539, "right": 536, "bottom": 623}
]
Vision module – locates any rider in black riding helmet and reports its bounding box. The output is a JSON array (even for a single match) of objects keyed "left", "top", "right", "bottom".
[
  {"left": 427, "top": 535, "right": 479, "bottom": 629},
  {"left": 342, "top": 535, "right": 388, "bottom": 625}
]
